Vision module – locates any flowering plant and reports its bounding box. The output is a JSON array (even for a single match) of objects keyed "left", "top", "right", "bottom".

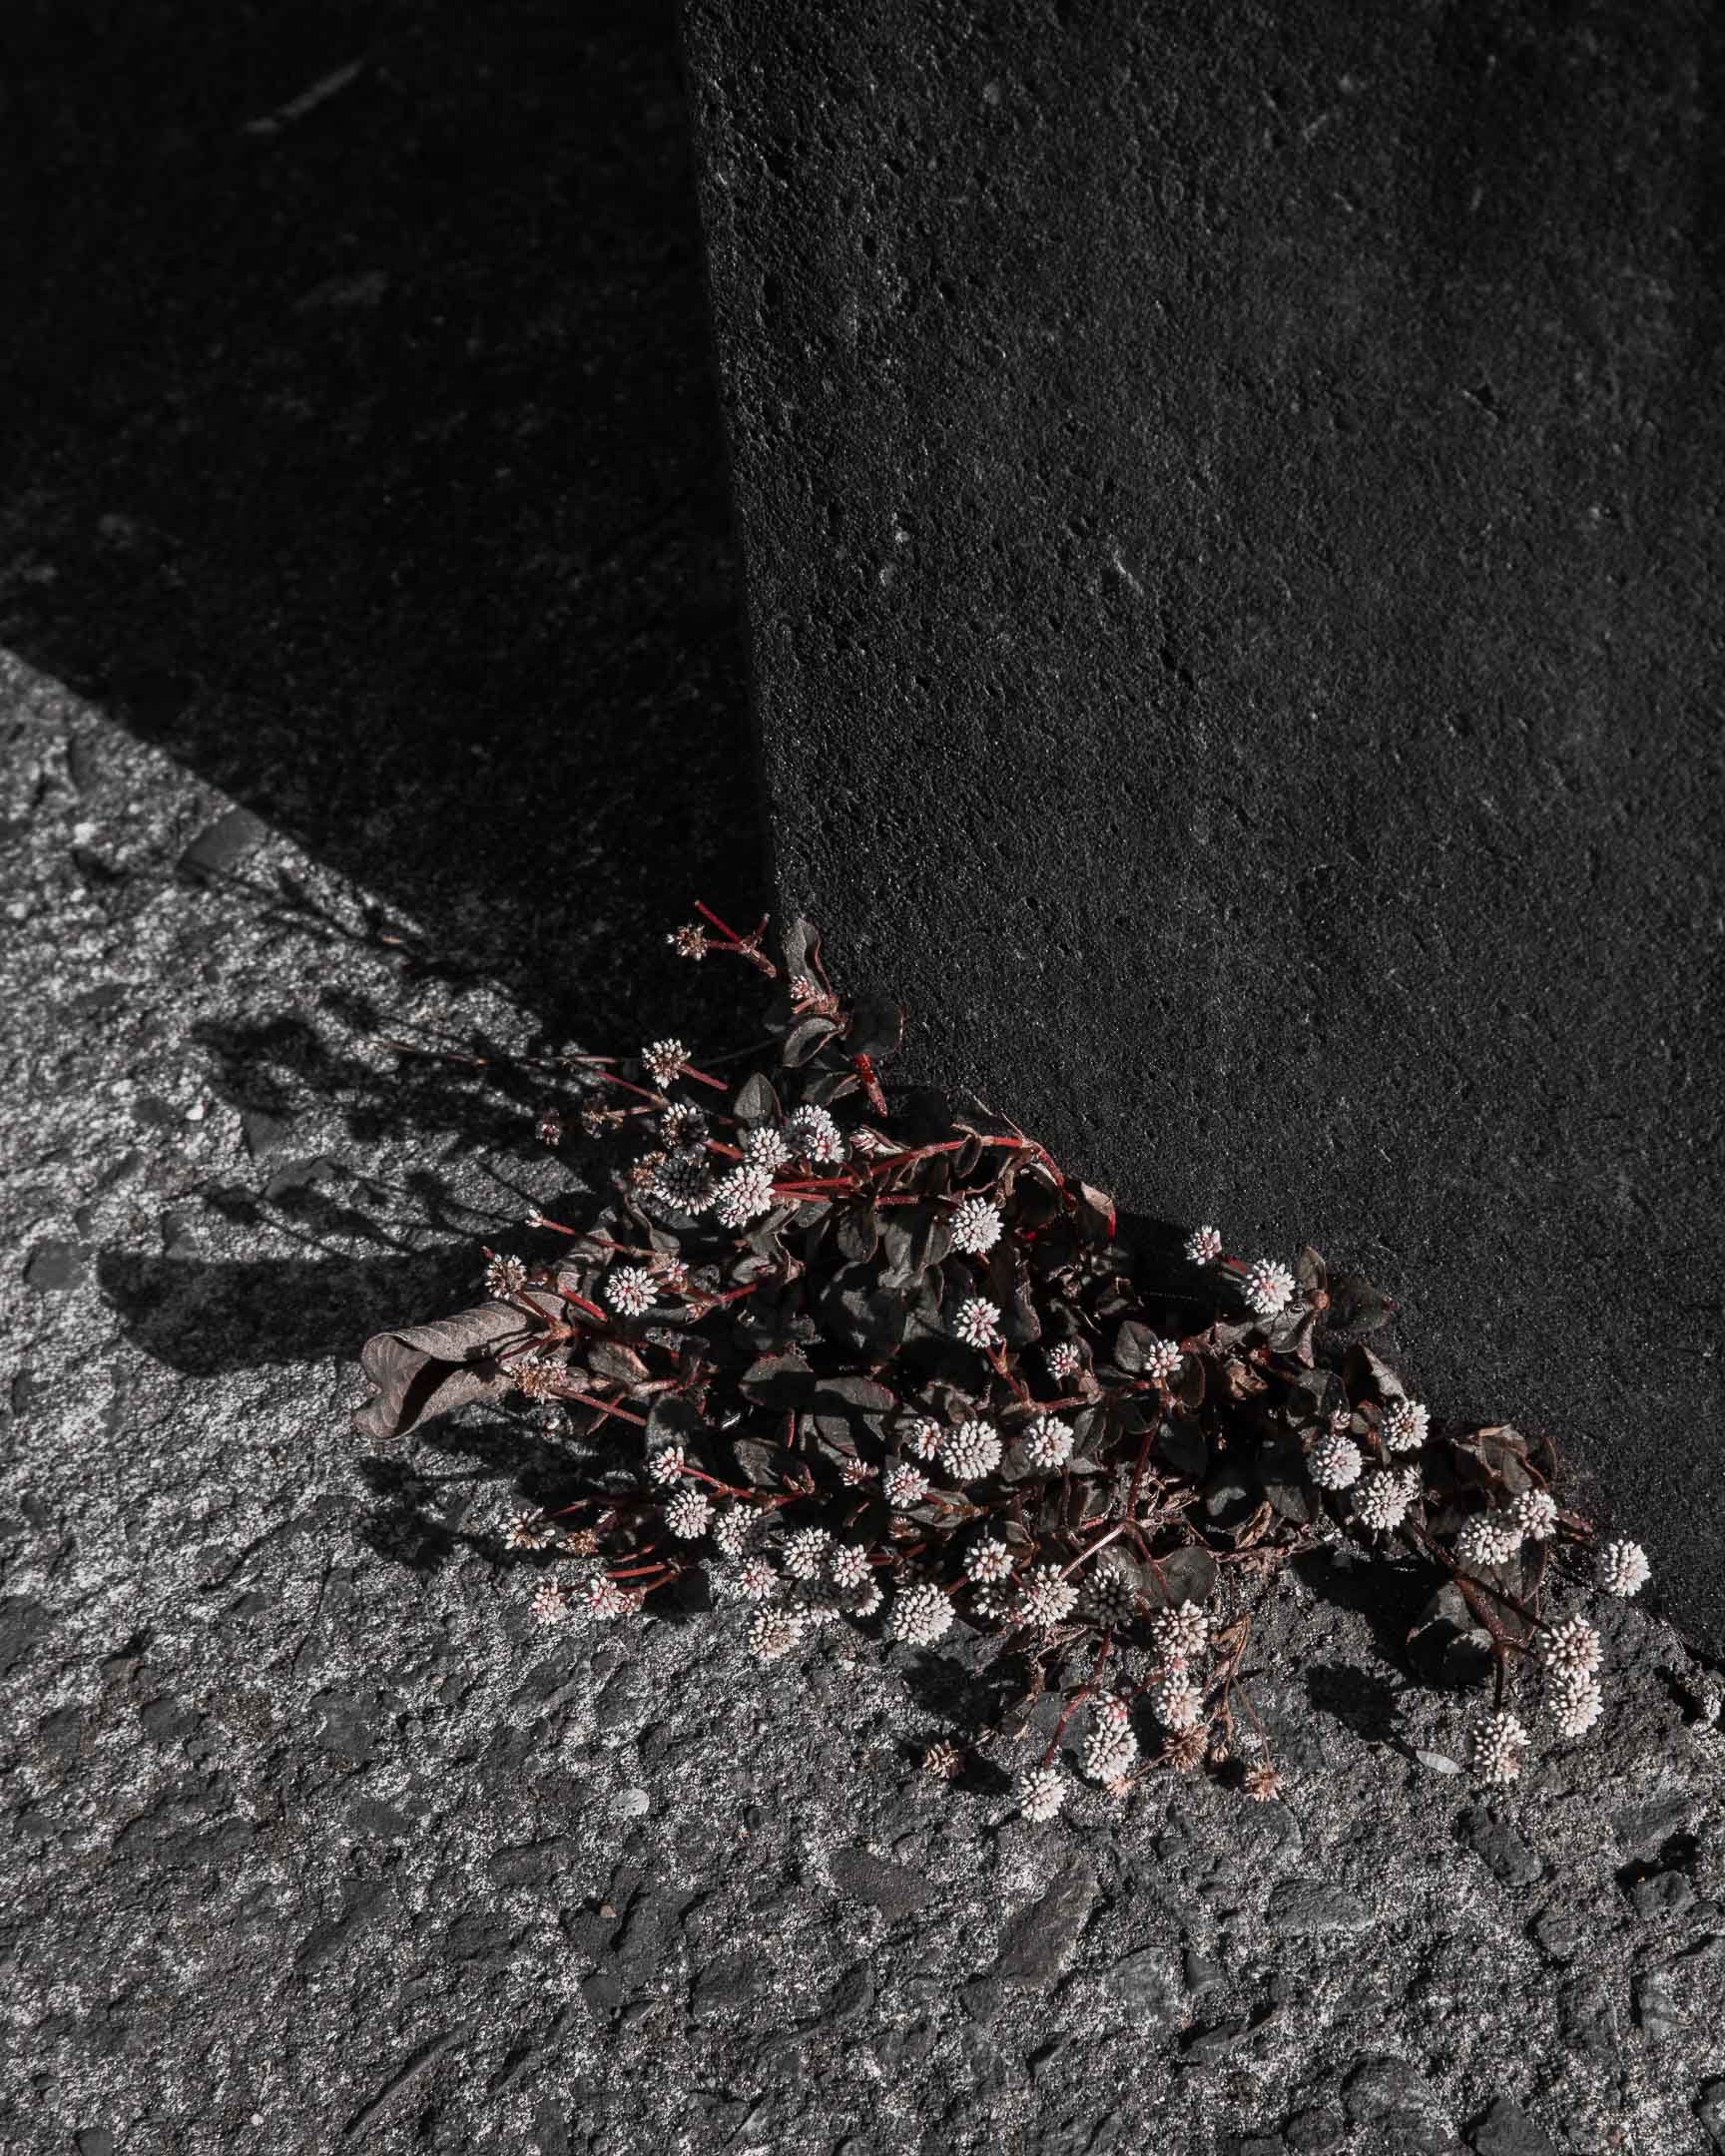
[{"left": 354, "top": 908, "right": 1648, "bottom": 1814}]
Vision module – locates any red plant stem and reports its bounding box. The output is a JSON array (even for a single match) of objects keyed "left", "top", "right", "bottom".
[
  {"left": 596, "top": 1070, "right": 665, "bottom": 1106},
  {"left": 1040, "top": 1634, "right": 1115, "bottom": 1767},
  {"left": 584, "top": 1396, "right": 648, "bottom": 1429},
  {"left": 694, "top": 899, "right": 753, "bottom": 947}
]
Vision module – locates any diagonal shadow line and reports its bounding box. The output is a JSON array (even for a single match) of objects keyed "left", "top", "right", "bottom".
[{"left": 0, "top": 0, "right": 768, "bottom": 1042}]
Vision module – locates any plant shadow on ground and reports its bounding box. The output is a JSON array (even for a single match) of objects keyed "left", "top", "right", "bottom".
[{"left": 1, "top": 0, "right": 767, "bottom": 1045}]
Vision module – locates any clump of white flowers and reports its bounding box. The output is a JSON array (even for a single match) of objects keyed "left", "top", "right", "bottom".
[
  {"left": 1242, "top": 1257, "right": 1296, "bottom": 1318},
  {"left": 952, "top": 1297, "right": 1003, "bottom": 1349},
  {"left": 1469, "top": 1709, "right": 1527, "bottom": 1786},
  {"left": 890, "top": 1580, "right": 955, "bottom": 1645},
  {"left": 942, "top": 1418, "right": 1003, "bottom": 1481},
  {"left": 1598, "top": 1538, "right": 1650, "bottom": 1598},
  {"left": 950, "top": 1196, "right": 1003, "bottom": 1254},
  {"left": 1308, "top": 1432, "right": 1364, "bottom": 1491},
  {"left": 362, "top": 914, "right": 1658, "bottom": 1815},
  {"left": 1455, "top": 1512, "right": 1522, "bottom": 1569},
  {"left": 1018, "top": 1764, "right": 1068, "bottom": 1823}
]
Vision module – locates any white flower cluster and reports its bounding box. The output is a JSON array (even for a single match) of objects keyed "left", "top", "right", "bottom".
[
  {"left": 1243, "top": 1257, "right": 1296, "bottom": 1318},
  {"left": 1018, "top": 1764, "right": 1067, "bottom": 1822},
  {"left": 1018, "top": 1563, "right": 1079, "bottom": 1629},
  {"left": 1044, "top": 1342, "right": 1083, "bottom": 1382},
  {"left": 963, "top": 1538, "right": 1014, "bottom": 1585},
  {"left": 1469, "top": 1709, "right": 1527, "bottom": 1786},
  {"left": 889, "top": 1581, "right": 955, "bottom": 1645},
  {"left": 1019, "top": 1414, "right": 1072, "bottom": 1470},
  {"left": 641, "top": 1037, "right": 688, "bottom": 1086},
  {"left": 1383, "top": 1397, "right": 1430, "bottom": 1452},
  {"left": 1352, "top": 1465, "right": 1419, "bottom": 1532},
  {"left": 942, "top": 1418, "right": 1003, "bottom": 1481},
  {"left": 741, "top": 1124, "right": 792, "bottom": 1172},
  {"left": 952, "top": 1297, "right": 1003, "bottom": 1350},
  {"left": 1140, "top": 1336, "right": 1182, "bottom": 1382},
  {"left": 786, "top": 1104, "right": 846, "bottom": 1164},
  {"left": 884, "top": 1462, "right": 929, "bottom": 1509},
  {"left": 604, "top": 1265, "right": 657, "bottom": 1318},
  {"left": 1148, "top": 1600, "right": 1210, "bottom": 1664},
  {"left": 712, "top": 1162, "right": 777, "bottom": 1229},
  {"left": 648, "top": 1147, "right": 715, "bottom": 1214},
  {"left": 1081, "top": 1695, "right": 1139, "bottom": 1784},
  {"left": 1308, "top": 1432, "right": 1364, "bottom": 1490},
  {"left": 1597, "top": 1538, "right": 1650, "bottom": 1597},
  {"left": 1184, "top": 1225, "right": 1223, "bottom": 1266},
  {"left": 1454, "top": 1512, "right": 1523, "bottom": 1569},
  {"left": 949, "top": 1196, "right": 1003, "bottom": 1254}
]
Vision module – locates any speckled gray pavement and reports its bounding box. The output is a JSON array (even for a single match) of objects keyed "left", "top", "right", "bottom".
[{"left": 5, "top": 678, "right": 1725, "bottom": 2156}]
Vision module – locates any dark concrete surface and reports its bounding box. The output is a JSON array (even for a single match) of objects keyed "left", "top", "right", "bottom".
[
  {"left": 1, "top": 0, "right": 766, "bottom": 1037},
  {"left": 683, "top": 0, "right": 1725, "bottom": 1648}
]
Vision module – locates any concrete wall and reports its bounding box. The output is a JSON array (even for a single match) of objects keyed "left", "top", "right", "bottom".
[{"left": 683, "top": 0, "right": 1725, "bottom": 1645}]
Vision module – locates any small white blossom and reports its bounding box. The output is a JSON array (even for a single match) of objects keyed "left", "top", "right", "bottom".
[
  {"left": 1353, "top": 1468, "right": 1415, "bottom": 1533},
  {"left": 830, "top": 1543, "right": 871, "bottom": 1589},
  {"left": 1383, "top": 1397, "right": 1430, "bottom": 1453},
  {"left": 1044, "top": 1342, "right": 1083, "bottom": 1382},
  {"left": 1242, "top": 1257, "right": 1296, "bottom": 1319},
  {"left": 1019, "top": 1563, "right": 1079, "bottom": 1628},
  {"left": 748, "top": 1607, "right": 804, "bottom": 1661},
  {"left": 506, "top": 1509, "right": 551, "bottom": 1551},
  {"left": 964, "top": 1538, "right": 1015, "bottom": 1585},
  {"left": 1149, "top": 1601, "right": 1211, "bottom": 1665},
  {"left": 1510, "top": 1487, "right": 1559, "bottom": 1542},
  {"left": 604, "top": 1265, "right": 657, "bottom": 1318},
  {"left": 950, "top": 1196, "right": 1003, "bottom": 1254},
  {"left": 851, "top": 1576, "right": 884, "bottom": 1617},
  {"left": 1019, "top": 1414, "right": 1073, "bottom": 1472},
  {"left": 906, "top": 1416, "right": 943, "bottom": 1461},
  {"left": 649, "top": 1147, "right": 715, "bottom": 1214},
  {"left": 952, "top": 1297, "right": 1002, "bottom": 1350},
  {"left": 582, "top": 1574, "right": 634, "bottom": 1621},
  {"left": 711, "top": 1506, "right": 753, "bottom": 1557},
  {"left": 641, "top": 1038, "right": 689, "bottom": 1086},
  {"left": 1455, "top": 1513, "right": 1522, "bottom": 1569},
  {"left": 1081, "top": 1726, "right": 1139, "bottom": 1784},
  {"left": 942, "top": 1418, "right": 1003, "bottom": 1481},
  {"left": 741, "top": 1124, "right": 793, "bottom": 1172},
  {"left": 658, "top": 1101, "right": 707, "bottom": 1147},
  {"left": 713, "top": 1163, "right": 777, "bottom": 1229},
  {"left": 783, "top": 1526, "right": 832, "bottom": 1580},
  {"left": 841, "top": 1458, "right": 880, "bottom": 1488},
  {"left": 889, "top": 1581, "right": 955, "bottom": 1645},
  {"left": 664, "top": 1488, "right": 713, "bottom": 1540},
  {"left": 1539, "top": 1616, "right": 1602, "bottom": 1674},
  {"left": 737, "top": 1554, "right": 777, "bottom": 1600},
  {"left": 531, "top": 1578, "right": 571, "bottom": 1624},
  {"left": 971, "top": 1581, "right": 1015, "bottom": 1623},
  {"left": 485, "top": 1253, "right": 528, "bottom": 1299},
  {"left": 1546, "top": 1668, "right": 1604, "bottom": 1737},
  {"left": 1308, "top": 1433, "right": 1364, "bottom": 1490},
  {"left": 1084, "top": 1564, "right": 1135, "bottom": 1625},
  {"left": 1094, "top": 1694, "right": 1132, "bottom": 1731},
  {"left": 1469, "top": 1708, "right": 1527, "bottom": 1786},
  {"left": 1598, "top": 1538, "right": 1650, "bottom": 1598},
  {"left": 786, "top": 1104, "right": 846, "bottom": 1164},
  {"left": 1149, "top": 1672, "right": 1205, "bottom": 1732},
  {"left": 1184, "top": 1224, "right": 1224, "bottom": 1266},
  {"left": 883, "top": 1462, "right": 930, "bottom": 1508},
  {"left": 647, "top": 1445, "right": 685, "bottom": 1488},
  {"left": 1018, "top": 1764, "right": 1067, "bottom": 1822},
  {"left": 1140, "top": 1336, "right": 1183, "bottom": 1382}
]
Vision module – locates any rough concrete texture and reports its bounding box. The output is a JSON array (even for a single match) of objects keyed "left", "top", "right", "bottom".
[
  {"left": 7, "top": 681, "right": 1725, "bottom": 2154},
  {"left": 682, "top": 0, "right": 1725, "bottom": 1649}
]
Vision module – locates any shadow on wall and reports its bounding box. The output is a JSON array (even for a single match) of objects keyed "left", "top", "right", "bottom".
[{"left": 0, "top": 0, "right": 766, "bottom": 1036}]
